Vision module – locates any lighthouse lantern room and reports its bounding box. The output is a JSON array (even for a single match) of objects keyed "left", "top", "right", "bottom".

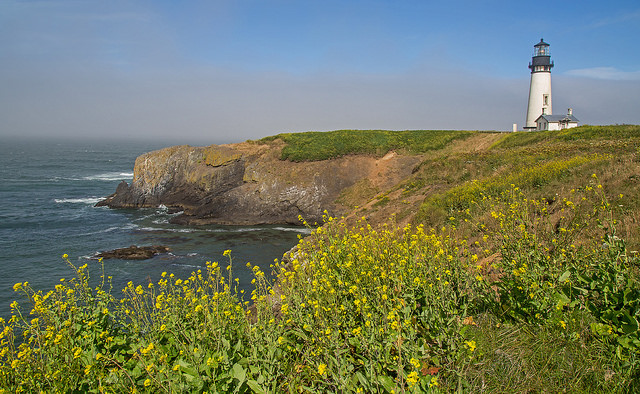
[{"left": 525, "top": 39, "right": 554, "bottom": 129}]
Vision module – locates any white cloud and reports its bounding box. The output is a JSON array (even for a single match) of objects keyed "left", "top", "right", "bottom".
[{"left": 565, "top": 67, "right": 640, "bottom": 81}]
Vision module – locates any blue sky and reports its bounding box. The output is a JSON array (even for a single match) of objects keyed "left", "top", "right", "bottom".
[{"left": 1, "top": 0, "right": 639, "bottom": 142}]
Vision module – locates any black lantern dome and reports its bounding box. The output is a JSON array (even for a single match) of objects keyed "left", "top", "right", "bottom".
[{"left": 529, "top": 38, "right": 554, "bottom": 73}]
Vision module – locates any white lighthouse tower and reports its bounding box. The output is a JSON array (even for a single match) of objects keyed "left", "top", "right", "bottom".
[{"left": 525, "top": 39, "right": 553, "bottom": 129}]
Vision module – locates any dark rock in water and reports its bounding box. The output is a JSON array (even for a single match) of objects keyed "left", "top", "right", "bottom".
[
  {"left": 96, "top": 245, "right": 171, "bottom": 260},
  {"left": 96, "top": 181, "right": 139, "bottom": 208}
]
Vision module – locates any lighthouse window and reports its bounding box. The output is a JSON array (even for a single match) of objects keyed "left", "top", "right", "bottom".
[{"left": 543, "top": 95, "right": 549, "bottom": 106}]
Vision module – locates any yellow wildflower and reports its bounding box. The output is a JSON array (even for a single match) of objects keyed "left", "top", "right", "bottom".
[
  {"left": 407, "top": 371, "right": 419, "bottom": 386},
  {"left": 465, "top": 340, "right": 477, "bottom": 352}
]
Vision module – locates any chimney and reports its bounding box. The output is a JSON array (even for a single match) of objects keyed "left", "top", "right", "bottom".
[{"left": 568, "top": 108, "right": 573, "bottom": 116}]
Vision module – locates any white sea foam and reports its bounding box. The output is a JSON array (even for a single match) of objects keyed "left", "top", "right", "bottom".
[
  {"left": 171, "top": 263, "right": 204, "bottom": 269},
  {"left": 78, "top": 224, "right": 137, "bottom": 236},
  {"left": 135, "top": 225, "right": 311, "bottom": 235},
  {"left": 273, "top": 226, "right": 313, "bottom": 234},
  {"left": 137, "top": 226, "right": 165, "bottom": 232},
  {"left": 137, "top": 226, "right": 198, "bottom": 233},
  {"left": 54, "top": 197, "right": 103, "bottom": 204},
  {"left": 217, "top": 227, "right": 262, "bottom": 233},
  {"left": 80, "top": 226, "right": 120, "bottom": 235},
  {"left": 82, "top": 172, "right": 133, "bottom": 181},
  {"left": 133, "top": 213, "right": 156, "bottom": 221}
]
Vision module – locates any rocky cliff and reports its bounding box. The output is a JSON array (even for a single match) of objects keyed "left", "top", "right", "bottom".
[{"left": 97, "top": 140, "right": 422, "bottom": 225}]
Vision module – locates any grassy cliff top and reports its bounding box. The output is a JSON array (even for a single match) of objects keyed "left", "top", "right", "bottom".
[{"left": 259, "top": 129, "right": 478, "bottom": 161}]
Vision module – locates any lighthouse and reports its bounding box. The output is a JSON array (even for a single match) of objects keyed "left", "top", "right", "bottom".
[{"left": 525, "top": 39, "right": 553, "bottom": 129}]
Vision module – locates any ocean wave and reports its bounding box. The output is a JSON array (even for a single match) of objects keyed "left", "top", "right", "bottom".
[
  {"left": 219, "top": 227, "right": 262, "bottom": 233},
  {"left": 171, "top": 263, "right": 204, "bottom": 269},
  {"left": 82, "top": 172, "right": 133, "bottom": 181},
  {"left": 136, "top": 226, "right": 197, "bottom": 233},
  {"left": 137, "top": 226, "right": 256, "bottom": 234},
  {"left": 81, "top": 226, "right": 120, "bottom": 235},
  {"left": 132, "top": 213, "right": 156, "bottom": 221},
  {"left": 135, "top": 225, "right": 311, "bottom": 234},
  {"left": 54, "top": 197, "right": 103, "bottom": 204},
  {"left": 273, "top": 226, "right": 313, "bottom": 234},
  {"left": 78, "top": 224, "right": 138, "bottom": 236}
]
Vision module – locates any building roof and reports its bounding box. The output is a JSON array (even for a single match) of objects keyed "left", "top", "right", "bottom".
[
  {"left": 534, "top": 38, "right": 549, "bottom": 47},
  {"left": 536, "top": 114, "right": 579, "bottom": 123}
]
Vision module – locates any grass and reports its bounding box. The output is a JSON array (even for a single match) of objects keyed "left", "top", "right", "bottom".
[
  {"left": 260, "top": 129, "right": 476, "bottom": 161},
  {"left": 402, "top": 125, "right": 640, "bottom": 249},
  {"left": 416, "top": 153, "right": 609, "bottom": 222},
  {"left": 491, "top": 124, "right": 640, "bottom": 149}
]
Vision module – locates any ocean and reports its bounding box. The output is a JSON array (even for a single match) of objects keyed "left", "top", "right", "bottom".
[{"left": 0, "top": 137, "right": 306, "bottom": 318}]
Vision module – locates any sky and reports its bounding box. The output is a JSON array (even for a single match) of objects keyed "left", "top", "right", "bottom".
[{"left": 1, "top": 0, "right": 639, "bottom": 144}]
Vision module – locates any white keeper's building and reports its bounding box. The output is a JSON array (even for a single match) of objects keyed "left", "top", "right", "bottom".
[{"left": 536, "top": 108, "right": 579, "bottom": 131}]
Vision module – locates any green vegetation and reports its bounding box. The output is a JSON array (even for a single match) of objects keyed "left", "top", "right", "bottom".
[
  {"left": 260, "top": 129, "right": 476, "bottom": 161},
  {"left": 408, "top": 125, "right": 640, "bottom": 249},
  {"left": 2, "top": 124, "right": 640, "bottom": 392},
  {"left": 2, "top": 180, "right": 639, "bottom": 392},
  {"left": 417, "top": 153, "right": 609, "bottom": 221},
  {"left": 492, "top": 124, "right": 640, "bottom": 149}
]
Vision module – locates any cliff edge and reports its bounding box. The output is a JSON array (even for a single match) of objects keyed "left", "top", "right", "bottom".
[{"left": 96, "top": 139, "right": 423, "bottom": 225}]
